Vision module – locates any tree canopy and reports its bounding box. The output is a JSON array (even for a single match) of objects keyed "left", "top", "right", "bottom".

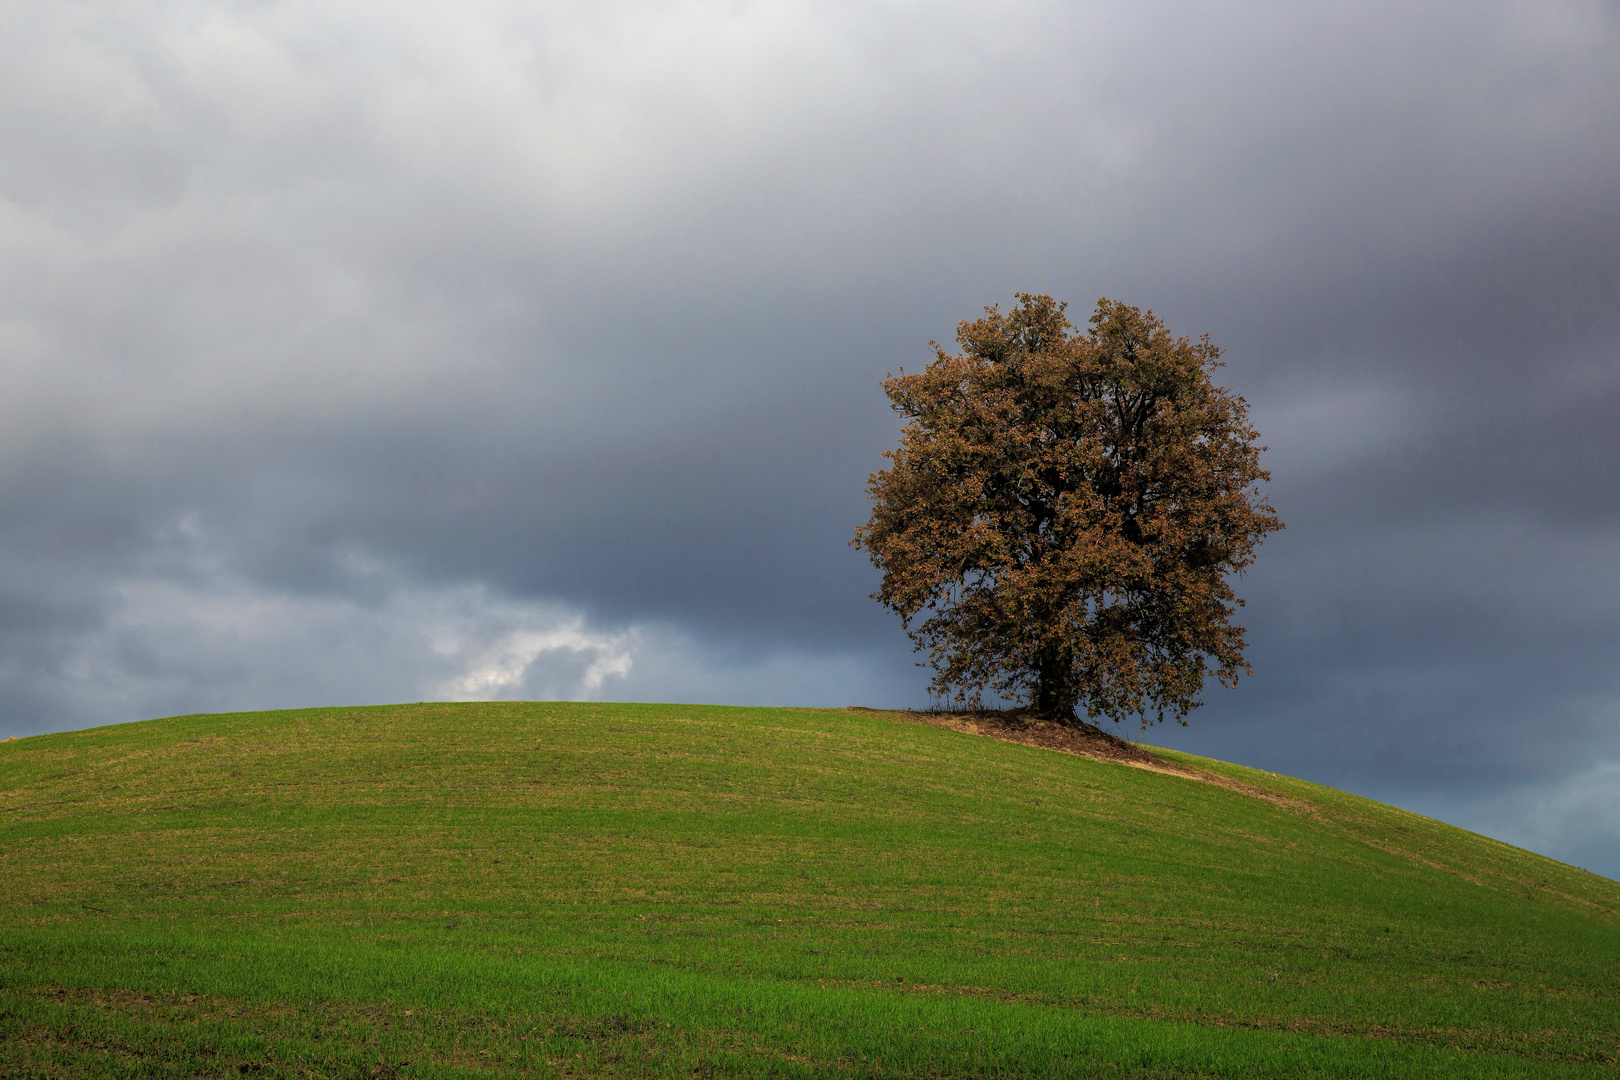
[{"left": 853, "top": 294, "right": 1282, "bottom": 724}]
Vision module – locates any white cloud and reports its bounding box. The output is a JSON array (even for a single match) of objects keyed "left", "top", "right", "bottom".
[
  {"left": 14, "top": 514, "right": 910, "bottom": 734},
  {"left": 54, "top": 568, "right": 640, "bottom": 724},
  {"left": 432, "top": 620, "right": 632, "bottom": 701}
]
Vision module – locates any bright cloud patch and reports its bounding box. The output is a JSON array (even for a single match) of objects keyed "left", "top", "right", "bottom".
[
  {"left": 433, "top": 623, "right": 633, "bottom": 701},
  {"left": 56, "top": 572, "right": 640, "bottom": 723},
  {"left": 14, "top": 516, "right": 907, "bottom": 734}
]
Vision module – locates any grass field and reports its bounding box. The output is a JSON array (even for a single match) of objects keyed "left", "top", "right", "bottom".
[{"left": 1, "top": 701, "right": 1617, "bottom": 1078}]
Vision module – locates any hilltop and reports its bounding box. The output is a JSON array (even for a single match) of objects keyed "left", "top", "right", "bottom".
[{"left": 1, "top": 701, "right": 1616, "bottom": 1078}]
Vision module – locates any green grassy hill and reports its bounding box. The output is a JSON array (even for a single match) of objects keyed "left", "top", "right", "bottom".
[{"left": 1, "top": 702, "right": 1616, "bottom": 1079}]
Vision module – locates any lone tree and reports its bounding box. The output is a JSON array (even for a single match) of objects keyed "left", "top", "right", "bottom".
[{"left": 853, "top": 294, "right": 1282, "bottom": 725}]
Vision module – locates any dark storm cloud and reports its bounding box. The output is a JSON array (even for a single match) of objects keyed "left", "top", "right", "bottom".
[{"left": 2, "top": 1, "right": 1618, "bottom": 874}]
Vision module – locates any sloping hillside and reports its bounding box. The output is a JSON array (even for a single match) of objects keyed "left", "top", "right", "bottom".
[{"left": 1, "top": 702, "right": 1616, "bottom": 1078}]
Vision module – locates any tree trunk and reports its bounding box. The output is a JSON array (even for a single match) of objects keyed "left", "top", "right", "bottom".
[{"left": 1033, "top": 645, "right": 1078, "bottom": 721}]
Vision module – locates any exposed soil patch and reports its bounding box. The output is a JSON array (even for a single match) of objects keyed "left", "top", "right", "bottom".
[
  {"left": 846, "top": 706, "right": 1314, "bottom": 814},
  {"left": 848, "top": 706, "right": 1182, "bottom": 770}
]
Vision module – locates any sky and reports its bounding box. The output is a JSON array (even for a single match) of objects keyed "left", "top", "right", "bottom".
[{"left": 2, "top": 0, "right": 1618, "bottom": 879}]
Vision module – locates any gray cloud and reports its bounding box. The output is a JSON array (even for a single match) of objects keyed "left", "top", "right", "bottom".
[{"left": 2, "top": 0, "right": 1618, "bottom": 877}]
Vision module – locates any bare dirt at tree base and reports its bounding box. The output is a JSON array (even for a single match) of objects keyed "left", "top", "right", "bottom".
[{"left": 844, "top": 705, "right": 1313, "bottom": 813}]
